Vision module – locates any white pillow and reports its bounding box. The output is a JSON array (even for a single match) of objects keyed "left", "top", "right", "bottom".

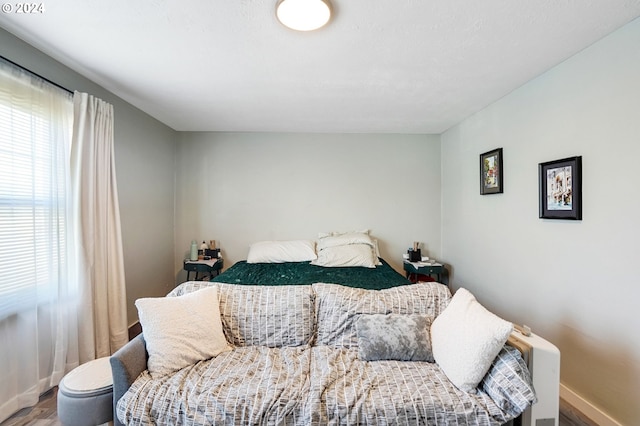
[
  {"left": 135, "top": 286, "right": 232, "bottom": 378},
  {"left": 318, "top": 229, "right": 370, "bottom": 239},
  {"left": 430, "top": 288, "right": 513, "bottom": 392},
  {"left": 316, "top": 232, "right": 374, "bottom": 251},
  {"left": 372, "top": 238, "right": 381, "bottom": 257},
  {"left": 247, "top": 240, "right": 317, "bottom": 263},
  {"left": 311, "top": 243, "right": 377, "bottom": 268}
]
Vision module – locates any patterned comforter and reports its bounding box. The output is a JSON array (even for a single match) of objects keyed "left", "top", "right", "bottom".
[
  {"left": 117, "top": 345, "right": 533, "bottom": 425},
  {"left": 118, "top": 346, "right": 311, "bottom": 425},
  {"left": 118, "top": 281, "right": 535, "bottom": 425}
]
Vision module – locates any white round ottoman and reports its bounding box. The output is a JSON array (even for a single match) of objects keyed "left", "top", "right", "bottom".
[{"left": 57, "top": 357, "right": 113, "bottom": 426}]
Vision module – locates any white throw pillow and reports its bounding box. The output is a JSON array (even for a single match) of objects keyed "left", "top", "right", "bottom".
[
  {"left": 135, "top": 286, "right": 232, "bottom": 378},
  {"left": 311, "top": 244, "right": 377, "bottom": 268},
  {"left": 430, "top": 288, "right": 513, "bottom": 392},
  {"left": 247, "top": 240, "right": 317, "bottom": 263}
]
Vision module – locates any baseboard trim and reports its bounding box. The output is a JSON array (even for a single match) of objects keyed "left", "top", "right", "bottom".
[{"left": 560, "top": 383, "right": 622, "bottom": 426}]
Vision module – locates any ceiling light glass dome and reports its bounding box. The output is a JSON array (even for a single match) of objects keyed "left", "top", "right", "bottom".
[{"left": 276, "top": 0, "right": 332, "bottom": 31}]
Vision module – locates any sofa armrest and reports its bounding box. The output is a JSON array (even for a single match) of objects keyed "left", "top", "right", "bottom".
[{"left": 110, "top": 333, "right": 148, "bottom": 426}]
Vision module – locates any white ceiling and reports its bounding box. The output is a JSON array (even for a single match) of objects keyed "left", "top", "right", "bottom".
[{"left": 2, "top": 1, "right": 639, "bottom": 134}]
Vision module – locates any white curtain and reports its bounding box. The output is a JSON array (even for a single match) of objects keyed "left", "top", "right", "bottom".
[
  {"left": 71, "top": 92, "right": 128, "bottom": 361},
  {"left": 0, "top": 59, "right": 78, "bottom": 423}
]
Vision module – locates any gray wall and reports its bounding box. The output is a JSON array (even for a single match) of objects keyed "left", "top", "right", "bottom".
[
  {"left": 1, "top": 28, "right": 178, "bottom": 325},
  {"left": 441, "top": 18, "right": 640, "bottom": 425},
  {"left": 174, "top": 132, "right": 441, "bottom": 280}
]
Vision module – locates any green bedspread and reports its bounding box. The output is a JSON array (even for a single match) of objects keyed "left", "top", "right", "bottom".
[{"left": 212, "top": 258, "right": 410, "bottom": 290}]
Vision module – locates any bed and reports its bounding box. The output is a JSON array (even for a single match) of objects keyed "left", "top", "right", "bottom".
[
  {"left": 212, "top": 234, "right": 429, "bottom": 290},
  {"left": 211, "top": 258, "right": 413, "bottom": 289}
]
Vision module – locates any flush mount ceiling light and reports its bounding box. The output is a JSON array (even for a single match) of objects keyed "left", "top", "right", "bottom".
[{"left": 276, "top": 0, "right": 332, "bottom": 31}]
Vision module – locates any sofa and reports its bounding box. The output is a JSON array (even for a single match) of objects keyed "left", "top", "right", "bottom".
[{"left": 110, "top": 280, "right": 537, "bottom": 425}]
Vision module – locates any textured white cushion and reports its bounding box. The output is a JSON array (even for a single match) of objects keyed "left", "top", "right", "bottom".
[
  {"left": 311, "top": 243, "right": 377, "bottom": 268},
  {"left": 247, "top": 240, "right": 317, "bottom": 263},
  {"left": 430, "top": 288, "right": 513, "bottom": 392},
  {"left": 135, "top": 286, "right": 232, "bottom": 378}
]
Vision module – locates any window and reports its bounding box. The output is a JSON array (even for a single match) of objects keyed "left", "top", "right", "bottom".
[{"left": 0, "top": 59, "right": 73, "bottom": 319}]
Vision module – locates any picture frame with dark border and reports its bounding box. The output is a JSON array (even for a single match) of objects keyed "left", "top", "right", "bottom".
[
  {"left": 480, "top": 148, "right": 503, "bottom": 195},
  {"left": 538, "top": 156, "right": 582, "bottom": 220}
]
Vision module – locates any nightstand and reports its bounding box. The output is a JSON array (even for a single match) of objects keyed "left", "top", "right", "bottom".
[
  {"left": 403, "top": 260, "right": 448, "bottom": 285},
  {"left": 183, "top": 258, "right": 223, "bottom": 281}
]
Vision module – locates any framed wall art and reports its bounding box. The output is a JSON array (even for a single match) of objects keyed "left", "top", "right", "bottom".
[
  {"left": 480, "top": 148, "right": 503, "bottom": 195},
  {"left": 538, "top": 156, "right": 582, "bottom": 220}
]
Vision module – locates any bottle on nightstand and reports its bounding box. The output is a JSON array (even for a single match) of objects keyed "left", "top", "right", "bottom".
[{"left": 190, "top": 240, "right": 198, "bottom": 261}]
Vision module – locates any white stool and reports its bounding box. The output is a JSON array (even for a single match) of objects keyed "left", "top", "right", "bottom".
[{"left": 57, "top": 357, "right": 113, "bottom": 426}]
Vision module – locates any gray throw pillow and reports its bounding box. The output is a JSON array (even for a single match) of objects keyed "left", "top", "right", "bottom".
[{"left": 356, "top": 313, "right": 434, "bottom": 362}]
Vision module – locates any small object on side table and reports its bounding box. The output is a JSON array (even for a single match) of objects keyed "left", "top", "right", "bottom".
[
  {"left": 403, "top": 259, "right": 448, "bottom": 286},
  {"left": 205, "top": 248, "right": 220, "bottom": 258},
  {"left": 408, "top": 249, "right": 421, "bottom": 262},
  {"left": 190, "top": 240, "right": 198, "bottom": 261},
  {"left": 184, "top": 257, "right": 224, "bottom": 281}
]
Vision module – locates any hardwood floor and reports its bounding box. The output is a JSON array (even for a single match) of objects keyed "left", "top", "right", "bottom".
[
  {"left": 1, "top": 388, "right": 595, "bottom": 426},
  {"left": 1, "top": 388, "right": 61, "bottom": 426},
  {"left": 559, "top": 398, "right": 599, "bottom": 426}
]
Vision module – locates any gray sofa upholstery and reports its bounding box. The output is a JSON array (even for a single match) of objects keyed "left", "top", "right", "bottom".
[{"left": 110, "top": 334, "right": 147, "bottom": 426}]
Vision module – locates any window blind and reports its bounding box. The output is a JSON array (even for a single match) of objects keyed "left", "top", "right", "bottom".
[{"left": 0, "top": 59, "right": 73, "bottom": 319}]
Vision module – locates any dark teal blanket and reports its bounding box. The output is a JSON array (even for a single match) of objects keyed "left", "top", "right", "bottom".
[{"left": 212, "top": 258, "right": 410, "bottom": 290}]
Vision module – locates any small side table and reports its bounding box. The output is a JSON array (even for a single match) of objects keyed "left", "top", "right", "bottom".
[
  {"left": 184, "top": 258, "right": 224, "bottom": 281},
  {"left": 403, "top": 260, "right": 448, "bottom": 285}
]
